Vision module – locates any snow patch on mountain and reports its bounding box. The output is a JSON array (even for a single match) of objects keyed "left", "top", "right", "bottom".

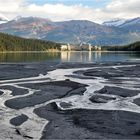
[
  {"left": 120, "top": 17, "right": 140, "bottom": 27},
  {"left": 13, "top": 15, "right": 23, "bottom": 21},
  {"left": 102, "top": 18, "right": 126, "bottom": 27}
]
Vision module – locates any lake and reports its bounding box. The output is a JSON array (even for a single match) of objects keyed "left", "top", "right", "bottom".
[{"left": 0, "top": 51, "right": 140, "bottom": 63}]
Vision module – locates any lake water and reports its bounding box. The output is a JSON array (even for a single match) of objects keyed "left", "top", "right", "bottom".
[{"left": 0, "top": 51, "right": 140, "bottom": 63}]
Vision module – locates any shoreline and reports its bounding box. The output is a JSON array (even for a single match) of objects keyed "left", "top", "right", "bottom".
[{"left": 0, "top": 50, "right": 140, "bottom": 53}]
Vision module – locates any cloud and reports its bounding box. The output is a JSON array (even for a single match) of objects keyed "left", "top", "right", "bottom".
[
  {"left": 106, "top": 0, "right": 140, "bottom": 18},
  {"left": 0, "top": 0, "right": 26, "bottom": 19},
  {"left": 0, "top": 0, "right": 140, "bottom": 23},
  {"left": 0, "top": 0, "right": 24, "bottom": 12},
  {"left": 25, "top": 3, "right": 101, "bottom": 22}
]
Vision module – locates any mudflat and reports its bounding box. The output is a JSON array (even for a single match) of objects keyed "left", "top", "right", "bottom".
[{"left": 0, "top": 61, "right": 140, "bottom": 139}]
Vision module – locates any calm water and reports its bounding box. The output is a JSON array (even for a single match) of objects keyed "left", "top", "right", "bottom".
[{"left": 0, "top": 51, "right": 140, "bottom": 63}]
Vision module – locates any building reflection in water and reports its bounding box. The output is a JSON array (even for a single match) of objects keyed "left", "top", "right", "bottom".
[
  {"left": 61, "top": 51, "right": 102, "bottom": 62},
  {"left": 95, "top": 51, "right": 101, "bottom": 62}
]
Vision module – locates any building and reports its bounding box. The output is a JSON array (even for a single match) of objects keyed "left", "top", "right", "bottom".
[
  {"left": 67, "top": 43, "right": 71, "bottom": 51},
  {"left": 61, "top": 43, "right": 101, "bottom": 51},
  {"left": 80, "top": 43, "right": 92, "bottom": 51},
  {"left": 88, "top": 43, "right": 92, "bottom": 51},
  {"left": 94, "top": 45, "right": 101, "bottom": 51},
  {"left": 61, "top": 43, "right": 71, "bottom": 51},
  {"left": 61, "top": 44, "right": 68, "bottom": 51}
]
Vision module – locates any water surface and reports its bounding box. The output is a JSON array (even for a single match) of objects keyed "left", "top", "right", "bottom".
[{"left": 0, "top": 51, "right": 140, "bottom": 63}]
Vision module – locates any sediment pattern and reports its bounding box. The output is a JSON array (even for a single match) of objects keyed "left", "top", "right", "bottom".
[{"left": 0, "top": 62, "right": 140, "bottom": 139}]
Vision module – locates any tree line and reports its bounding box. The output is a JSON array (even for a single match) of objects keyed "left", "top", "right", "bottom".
[
  {"left": 0, "top": 33, "right": 61, "bottom": 51},
  {"left": 106, "top": 41, "right": 140, "bottom": 51}
]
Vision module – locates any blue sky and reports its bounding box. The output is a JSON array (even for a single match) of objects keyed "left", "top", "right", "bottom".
[{"left": 27, "top": 0, "right": 112, "bottom": 8}]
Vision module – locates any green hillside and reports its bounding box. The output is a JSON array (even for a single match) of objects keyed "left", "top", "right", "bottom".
[{"left": 0, "top": 33, "right": 61, "bottom": 51}]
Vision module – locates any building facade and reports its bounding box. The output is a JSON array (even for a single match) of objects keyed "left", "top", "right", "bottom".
[{"left": 61, "top": 43, "right": 101, "bottom": 51}]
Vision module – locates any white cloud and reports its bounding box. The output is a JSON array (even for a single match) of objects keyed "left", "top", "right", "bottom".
[
  {"left": 0, "top": 0, "right": 24, "bottom": 12},
  {"left": 106, "top": 0, "right": 140, "bottom": 19},
  {"left": 25, "top": 3, "right": 101, "bottom": 22},
  {"left": 0, "top": 0, "right": 26, "bottom": 20},
  {"left": 0, "top": 0, "right": 139, "bottom": 23}
]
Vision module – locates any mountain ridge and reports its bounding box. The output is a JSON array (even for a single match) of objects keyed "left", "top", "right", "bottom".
[
  {"left": 0, "top": 16, "right": 140, "bottom": 45},
  {"left": 102, "top": 18, "right": 126, "bottom": 27}
]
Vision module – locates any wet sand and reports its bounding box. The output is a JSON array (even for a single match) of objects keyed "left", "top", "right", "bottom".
[
  {"left": 35, "top": 102, "right": 140, "bottom": 139},
  {"left": 0, "top": 61, "right": 140, "bottom": 139}
]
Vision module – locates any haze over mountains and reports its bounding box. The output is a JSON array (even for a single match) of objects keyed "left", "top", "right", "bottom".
[{"left": 0, "top": 15, "right": 140, "bottom": 45}]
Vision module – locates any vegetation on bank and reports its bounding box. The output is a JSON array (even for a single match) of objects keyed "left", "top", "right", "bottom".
[
  {"left": 0, "top": 33, "right": 61, "bottom": 51},
  {"left": 106, "top": 41, "right": 140, "bottom": 51},
  {"left": 0, "top": 32, "right": 139, "bottom": 52}
]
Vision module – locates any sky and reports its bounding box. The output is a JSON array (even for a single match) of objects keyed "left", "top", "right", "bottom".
[{"left": 0, "top": 0, "right": 140, "bottom": 23}]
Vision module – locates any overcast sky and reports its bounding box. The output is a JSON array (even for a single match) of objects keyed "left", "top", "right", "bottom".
[{"left": 0, "top": 0, "right": 140, "bottom": 23}]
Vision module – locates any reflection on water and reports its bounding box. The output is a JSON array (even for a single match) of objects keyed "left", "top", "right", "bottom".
[
  {"left": 0, "top": 51, "right": 140, "bottom": 63},
  {"left": 61, "top": 51, "right": 102, "bottom": 62},
  {"left": 61, "top": 51, "right": 140, "bottom": 62},
  {"left": 0, "top": 52, "right": 60, "bottom": 63}
]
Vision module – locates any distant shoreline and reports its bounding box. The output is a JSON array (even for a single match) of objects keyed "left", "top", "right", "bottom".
[{"left": 0, "top": 50, "right": 140, "bottom": 53}]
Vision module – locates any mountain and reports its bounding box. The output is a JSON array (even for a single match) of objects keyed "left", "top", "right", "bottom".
[
  {"left": 0, "top": 16, "right": 140, "bottom": 45},
  {"left": 102, "top": 18, "right": 126, "bottom": 27},
  {"left": 103, "top": 17, "right": 140, "bottom": 44},
  {"left": 103, "top": 17, "right": 140, "bottom": 32},
  {"left": 0, "top": 13, "right": 9, "bottom": 24},
  {"left": 13, "top": 15, "right": 23, "bottom": 21},
  {"left": 0, "top": 17, "right": 56, "bottom": 39},
  {"left": 0, "top": 16, "right": 56, "bottom": 38},
  {"left": 119, "top": 17, "right": 140, "bottom": 27},
  {"left": 43, "top": 20, "right": 129, "bottom": 45},
  {"left": 103, "top": 17, "right": 140, "bottom": 27},
  {"left": 103, "top": 17, "right": 140, "bottom": 40},
  {"left": 119, "top": 17, "right": 140, "bottom": 33}
]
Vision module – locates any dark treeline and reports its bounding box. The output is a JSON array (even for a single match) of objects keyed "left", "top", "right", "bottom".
[
  {"left": 0, "top": 33, "right": 61, "bottom": 51},
  {"left": 106, "top": 41, "right": 140, "bottom": 51}
]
